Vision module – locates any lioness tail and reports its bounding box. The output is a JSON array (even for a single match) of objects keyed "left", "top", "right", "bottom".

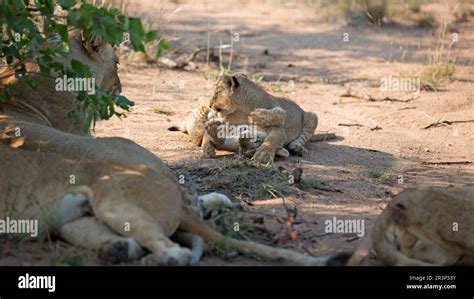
[{"left": 180, "top": 206, "right": 350, "bottom": 266}]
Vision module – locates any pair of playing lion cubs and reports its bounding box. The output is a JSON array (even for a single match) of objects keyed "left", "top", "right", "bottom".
[
  {"left": 1, "top": 31, "right": 471, "bottom": 266},
  {"left": 168, "top": 74, "right": 318, "bottom": 164}
]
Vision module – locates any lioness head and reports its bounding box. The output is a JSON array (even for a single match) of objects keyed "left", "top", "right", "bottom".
[{"left": 68, "top": 31, "right": 122, "bottom": 95}]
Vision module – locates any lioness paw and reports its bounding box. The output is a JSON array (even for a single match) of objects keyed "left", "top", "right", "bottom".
[
  {"left": 199, "top": 192, "right": 234, "bottom": 210},
  {"left": 142, "top": 246, "right": 193, "bottom": 266},
  {"left": 99, "top": 237, "right": 146, "bottom": 264},
  {"left": 55, "top": 189, "right": 93, "bottom": 225}
]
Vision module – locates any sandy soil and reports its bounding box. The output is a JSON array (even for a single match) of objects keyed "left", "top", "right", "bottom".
[{"left": 2, "top": 0, "right": 472, "bottom": 266}]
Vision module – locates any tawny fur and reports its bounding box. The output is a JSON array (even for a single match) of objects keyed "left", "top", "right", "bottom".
[{"left": 372, "top": 186, "right": 474, "bottom": 266}]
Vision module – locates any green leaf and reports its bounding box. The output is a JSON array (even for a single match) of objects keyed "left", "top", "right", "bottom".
[
  {"left": 114, "top": 95, "right": 135, "bottom": 110},
  {"left": 145, "top": 30, "right": 158, "bottom": 42},
  {"left": 128, "top": 18, "right": 145, "bottom": 37},
  {"left": 59, "top": 0, "right": 77, "bottom": 9},
  {"left": 70, "top": 59, "right": 93, "bottom": 77},
  {"left": 0, "top": 0, "right": 166, "bottom": 133},
  {"left": 156, "top": 39, "right": 171, "bottom": 58},
  {"left": 54, "top": 23, "right": 69, "bottom": 42}
]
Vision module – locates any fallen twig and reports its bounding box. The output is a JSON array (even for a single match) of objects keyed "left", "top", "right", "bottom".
[
  {"left": 312, "top": 184, "right": 342, "bottom": 193},
  {"left": 340, "top": 90, "right": 417, "bottom": 103},
  {"left": 158, "top": 45, "right": 231, "bottom": 69},
  {"left": 370, "top": 125, "right": 382, "bottom": 131},
  {"left": 422, "top": 119, "right": 474, "bottom": 129},
  {"left": 398, "top": 106, "right": 417, "bottom": 110},
  {"left": 338, "top": 123, "right": 363, "bottom": 127},
  {"left": 422, "top": 161, "right": 472, "bottom": 165}
]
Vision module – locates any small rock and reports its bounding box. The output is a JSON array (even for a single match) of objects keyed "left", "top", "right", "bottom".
[{"left": 224, "top": 251, "right": 239, "bottom": 260}]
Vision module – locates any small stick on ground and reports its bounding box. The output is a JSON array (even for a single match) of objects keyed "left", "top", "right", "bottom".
[
  {"left": 158, "top": 45, "right": 231, "bottom": 69},
  {"left": 340, "top": 90, "right": 418, "bottom": 103},
  {"left": 370, "top": 125, "right": 382, "bottom": 131},
  {"left": 312, "top": 185, "right": 342, "bottom": 193},
  {"left": 422, "top": 119, "right": 474, "bottom": 129},
  {"left": 338, "top": 123, "right": 363, "bottom": 127},
  {"left": 422, "top": 161, "right": 472, "bottom": 165}
]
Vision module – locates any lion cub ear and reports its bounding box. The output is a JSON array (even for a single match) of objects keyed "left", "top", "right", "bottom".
[
  {"left": 222, "top": 75, "right": 240, "bottom": 92},
  {"left": 81, "top": 31, "right": 106, "bottom": 56}
]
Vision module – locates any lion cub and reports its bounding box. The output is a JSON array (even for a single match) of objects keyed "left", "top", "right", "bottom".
[{"left": 372, "top": 186, "right": 474, "bottom": 266}]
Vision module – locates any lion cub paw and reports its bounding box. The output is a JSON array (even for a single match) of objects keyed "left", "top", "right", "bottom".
[
  {"left": 252, "top": 147, "right": 275, "bottom": 164},
  {"left": 202, "top": 141, "right": 216, "bottom": 158},
  {"left": 197, "top": 96, "right": 211, "bottom": 116},
  {"left": 238, "top": 137, "right": 258, "bottom": 158},
  {"left": 248, "top": 109, "right": 270, "bottom": 126},
  {"left": 204, "top": 119, "right": 223, "bottom": 140},
  {"left": 248, "top": 107, "right": 285, "bottom": 127},
  {"left": 203, "top": 119, "right": 225, "bottom": 151},
  {"left": 275, "top": 148, "right": 290, "bottom": 159},
  {"left": 288, "top": 142, "right": 308, "bottom": 156}
]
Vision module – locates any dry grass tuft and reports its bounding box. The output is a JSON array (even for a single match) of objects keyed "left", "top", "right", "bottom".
[
  {"left": 417, "top": 12, "right": 437, "bottom": 28},
  {"left": 337, "top": 0, "right": 389, "bottom": 25},
  {"left": 151, "top": 106, "right": 174, "bottom": 116}
]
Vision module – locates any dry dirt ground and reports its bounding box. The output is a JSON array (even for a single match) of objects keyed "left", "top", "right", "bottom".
[{"left": 2, "top": 0, "right": 472, "bottom": 266}]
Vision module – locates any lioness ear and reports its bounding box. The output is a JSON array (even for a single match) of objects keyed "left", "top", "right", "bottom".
[
  {"left": 81, "top": 31, "right": 106, "bottom": 55},
  {"left": 222, "top": 75, "right": 239, "bottom": 92}
]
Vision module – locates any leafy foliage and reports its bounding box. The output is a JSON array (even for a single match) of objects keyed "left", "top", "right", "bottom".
[{"left": 0, "top": 0, "right": 164, "bottom": 132}]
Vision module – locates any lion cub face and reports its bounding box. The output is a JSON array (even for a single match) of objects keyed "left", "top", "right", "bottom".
[{"left": 209, "top": 75, "right": 240, "bottom": 118}]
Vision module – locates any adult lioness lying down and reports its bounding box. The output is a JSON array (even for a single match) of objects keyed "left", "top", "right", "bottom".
[
  {"left": 372, "top": 186, "right": 474, "bottom": 266},
  {"left": 169, "top": 74, "right": 319, "bottom": 163},
  {"left": 0, "top": 31, "right": 347, "bottom": 266}
]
